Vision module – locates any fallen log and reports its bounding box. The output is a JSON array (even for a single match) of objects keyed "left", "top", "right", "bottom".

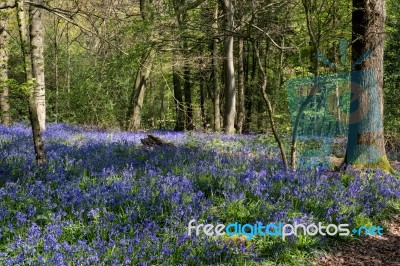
[{"left": 140, "top": 135, "right": 175, "bottom": 148}]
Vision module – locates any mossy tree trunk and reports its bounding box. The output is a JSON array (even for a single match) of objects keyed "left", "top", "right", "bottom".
[{"left": 345, "top": 0, "right": 392, "bottom": 172}]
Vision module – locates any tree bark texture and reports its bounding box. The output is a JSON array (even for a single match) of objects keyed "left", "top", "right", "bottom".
[
  {"left": 223, "top": 0, "right": 236, "bottom": 134},
  {"left": 345, "top": 0, "right": 391, "bottom": 171},
  {"left": 29, "top": 1, "right": 46, "bottom": 131},
  {"left": 17, "top": 0, "right": 45, "bottom": 164},
  {"left": 128, "top": 48, "right": 156, "bottom": 131},
  {"left": 0, "top": 13, "right": 10, "bottom": 126}
]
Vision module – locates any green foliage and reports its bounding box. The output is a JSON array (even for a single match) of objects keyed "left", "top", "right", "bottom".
[{"left": 384, "top": 0, "right": 400, "bottom": 133}]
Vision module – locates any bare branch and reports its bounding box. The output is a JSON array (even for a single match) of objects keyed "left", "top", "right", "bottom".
[
  {"left": 56, "top": 14, "right": 129, "bottom": 56},
  {"left": 24, "top": 0, "right": 76, "bottom": 16},
  {"left": 243, "top": 20, "right": 294, "bottom": 50},
  {"left": 302, "top": 0, "right": 316, "bottom": 45}
]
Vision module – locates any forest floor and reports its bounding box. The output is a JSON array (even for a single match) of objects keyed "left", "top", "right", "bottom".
[
  {"left": 317, "top": 216, "right": 400, "bottom": 266},
  {"left": 1, "top": 124, "right": 399, "bottom": 265},
  {"left": 318, "top": 160, "right": 400, "bottom": 265}
]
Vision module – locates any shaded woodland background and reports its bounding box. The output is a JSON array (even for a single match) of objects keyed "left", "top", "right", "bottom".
[{"left": 0, "top": 0, "right": 398, "bottom": 135}]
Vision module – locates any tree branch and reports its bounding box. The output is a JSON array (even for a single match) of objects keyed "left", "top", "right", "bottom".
[
  {"left": 253, "top": 42, "right": 288, "bottom": 169},
  {"left": 246, "top": 21, "right": 294, "bottom": 50},
  {"left": 24, "top": 0, "right": 77, "bottom": 16}
]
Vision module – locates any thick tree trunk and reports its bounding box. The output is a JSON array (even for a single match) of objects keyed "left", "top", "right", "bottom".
[
  {"left": 127, "top": 48, "right": 156, "bottom": 131},
  {"left": 0, "top": 14, "right": 10, "bottom": 126},
  {"left": 237, "top": 37, "right": 245, "bottom": 134},
  {"left": 345, "top": 0, "right": 392, "bottom": 172},
  {"left": 17, "top": 0, "right": 45, "bottom": 164},
  {"left": 212, "top": 4, "right": 221, "bottom": 132},
  {"left": 29, "top": 2, "right": 45, "bottom": 131},
  {"left": 223, "top": 0, "right": 236, "bottom": 134}
]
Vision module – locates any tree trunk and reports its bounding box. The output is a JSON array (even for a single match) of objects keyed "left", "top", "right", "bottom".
[
  {"left": 127, "top": 48, "right": 156, "bottom": 131},
  {"left": 223, "top": 0, "right": 236, "bottom": 134},
  {"left": 183, "top": 46, "right": 194, "bottom": 130},
  {"left": 290, "top": 0, "right": 323, "bottom": 168},
  {"left": 0, "top": 13, "right": 10, "bottom": 126},
  {"left": 237, "top": 37, "right": 245, "bottom": 134},
  {"left": 159, "top": 78, "right": 165, "bottom": 129},
  {"left": 199, "top": 56, "right": 208, "bottom": 130},
  {"left": 172, "top": 3, "right": 187, "bottom": 132},
  {"left": 200, "top": 75, "right": 206, "bottom": 129},
  {"left": 244, "top": 42, "right": 255, "bottom": 133},
  {"left": 29, "top": 1, "right": 46, "bottom": 131},
  {"left": 53, "top": 17, "right": 59, "bottom": 123},
  {"left": 127, "top": 0, "right": 155, "bottom": 131},
  {"left": 173, "top": 52, "right": 185, "bottom": 131},
  {"left": 212, "top": 3, "right": 221, "bottom": 132},
  {"left": 17, "top": 0, "right": 45, "bottom": 164},
  {"left": 254, "top": 43, "right": 288, "bottom": 169},
  {"left": 290, "top": 85, "right": 319, "bottom": 168},
  {"left": 345, "top": 0, "right": 392, "bottom": 172},
  {"left": 66, "top": 16, "right": 71, "bottom": 106}
]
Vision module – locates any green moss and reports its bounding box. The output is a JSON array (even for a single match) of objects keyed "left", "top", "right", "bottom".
[{"left": 352, "top": 156, "right": 395, "bottom": 174}]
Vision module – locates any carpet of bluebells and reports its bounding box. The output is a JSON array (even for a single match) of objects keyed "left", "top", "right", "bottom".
[{"left": 0, "top": 123, "right": 400, "bottom": 265}]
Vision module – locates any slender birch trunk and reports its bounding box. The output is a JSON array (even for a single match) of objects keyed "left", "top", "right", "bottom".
[
  {"left": 29, "top": 1, "right": 46, "bottom": 131},
  {"left": 0, "top": 12, "right": 10, "bottom": 126},
  {"left": 212, "top": 3, "right": 221, "bottom": 132},
  {"left": 223, "top": 0, "right": 236, "bottom": 134},
  {"left": 17, "top": 0, "right": 45, "bottom": 164}
]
